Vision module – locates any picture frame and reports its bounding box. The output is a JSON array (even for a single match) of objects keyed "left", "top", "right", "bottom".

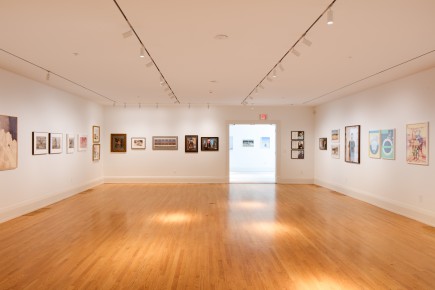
[
  {"left": 345, "top": 125, "right": 360, "bottom": 164},
  {"left": 185, "top": 135, "right": 198, "bottom": 153},
  {"left": 201, "top": 137, "right": 219, "bottom": 151},
  {"left": 368, "top": 130, "right": 381, "bottom": 159},
  {"left": 92, "top": 126, "right": 100, "bottom": 143},
  {"left": 291, "top": 131, "right": 304, "bottom": 140},
  {"left": 49, "top": 133, "right": 63, "bottom": 154},
  {"left": 261, "top": 137, "right": 270, "bottom": 149},
  {"left": 406, "top": 122, "right": 429, "bottom": 165},
  {"left": 242, "top": 139, "right": 254, "bottom": 147},
  {"left": 381, "top": 129, "right": 395, "bottom": 160},
  {"left": 152, "top": 136, "right": 178, "bottom": 150},
  {"left": 0, "top": 115, "right": 18, "bottom": 170},
  {"left": 331, "top": 144, "right": 340, "bottom": 159},
  {"left": 32, "top": 132, "right": 49, "bottom": 155},
  {"left": 291, "top": 149, "right": 304, "bottom": 159},
  {"left": 92, "top": 144, "right": 100, "bottom": 161},
  {"left": 331, "top": 129, "right": 340, "bottom": 143},
  {"left": 319, "top": 138, "right": 327, "bottom": 150},
  {"left": 131, "top": 137, "right": 146, "bottom": 150},
  {"left": 66, "top": 134, "right": 75, "bottom": 154},
  {"left": 291, "top": 140, "right": 304, "bottom": 150},
  {"left": 78, "top": 134, "right": 88, "bottom": 151},
  {"left": 111, "top": 133, "right": 127, "bottom": 152}
]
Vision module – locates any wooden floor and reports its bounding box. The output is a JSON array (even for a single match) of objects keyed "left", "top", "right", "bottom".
[{"left": 1, "top": 184, "right": 435, "bottom": 289}]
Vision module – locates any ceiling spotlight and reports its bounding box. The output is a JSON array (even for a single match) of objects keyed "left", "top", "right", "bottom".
[
  {"left": 122, "top": 30, "right": 133, "bottom": 38},
  {"left": 46, "top": 71, "right": 50, "bottom": 81},
  {"left": 259, "top": 84, "right": 264, "bottom": 89},
  {"left": 164, "top": 87, "right": 170, "bottom": 92},
  {"left": 279, "top": 63, "right": 285, "bottom": 72},
  {"left": 302, "top": 37, "right": 312, "bottom": 47},
  {"left": 272, "top": 69, "right": 277, "bottom": 78},
  {"left": 214, "top": 34, "right": 229, "bottom": 40},
  {"left": 266, "top": 76, "right": 273, "bottom": 82},
  {"left": 140, "top": 47, "right": 145, "bottom": 58},
  {"left": 160, "top": 76, "right": 165, "bottom": 86},
  {"left": 327, "top": 9, "right": 334, "bottom": 25},
  {"left": 292, "top": 49, "right": 301, "bottom": 57},
  {"left": 249, "top": 95, "right": 254, "bottom": 100},
  {"left": 146, "top": 61, "right": 154, "bottom": 67},
  {"left": 255, "top": 88, "right": 258, "bottom": 94}
]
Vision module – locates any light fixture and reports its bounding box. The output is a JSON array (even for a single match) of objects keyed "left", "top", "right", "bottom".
[
  {"left": 267, "top": 76, "right": 273, "bottom": 82},
  {"left": 122, "top": 30, "right": 133, "bottom": 38},
  {"left": 291, "top": 49, "right": 301, "bottom": 57},
  {"left": 164, "top": 87, "right": 170, "bottom": 92},
  {"left": 302, "top": 37, "right": 312, "bottom": 47},
  {"left": 259, "top": 84, "right": 264, "bottom": 89},
  {"left": 146, "top": 60, "right": 153, "bottom": 67},
  {"left": 214, "top": 34, "right": 229, "bottom": 40},
  {"left": 46, "top": 71, "right": 50, "bottom": 81},
  {"left": 140, "top": 47, "right": 145, "bottom": 58},
  {"left": 249, "top": 95, "right": 254, "bottom": 100},
  {"left": 160, "top": 76, "right": 165, "bottom": 86},
  {"left": 327, "top": 9, "right": 334, "bottom": 25},
  {"left": 272, "top": 69, "right": 277, "bottom": 78},
  {"left": 279, "top": 63, "right": 285, "bottom": 72}
]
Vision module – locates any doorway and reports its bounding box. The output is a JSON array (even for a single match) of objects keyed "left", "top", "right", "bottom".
[{"left": 229, "top": 124, "right": 276, "bottom": 183}]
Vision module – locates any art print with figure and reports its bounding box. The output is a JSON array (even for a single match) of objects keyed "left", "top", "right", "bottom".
[
  {"left": 368, "top": 130, "right": 381, "bottom": 159},
  {"left": 201, "top": 137, "right": 219, "bottom": 151},
  {"left": 111, "top": 134, "right": 127, "bottom": 152},
  {"left": 345, "top": 125, "right": 360, "bottom": 164},
  {"left": 0, "top": 115, "right": 18, "bottom": 170},
  {"left": 406, "top": 123, "right": 428, "bottom": 165}
]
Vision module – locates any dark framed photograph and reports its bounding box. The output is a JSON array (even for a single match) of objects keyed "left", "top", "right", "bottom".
[
  {"left": 49, "top": 133, "right": 63, "bottom": 154},
  {"left": 291, "top": 131, "right": 304, "bottom": 140},
  {"left": 345, "top": 125, "right": 360, "bottom": 163},
  {"left": 201, "top": 137, "right": 219, "bottom": 151},
  {"left": 319, "top": 138, "right": 327, "bottom": 150},
  {"left": 131, "top": 137, "right": 146, "bottom": 150},
  {"left": 32, "top": 132, "right": 49, "bottom": 155},
  {"left": 93, "top": 126, "right": 100, "bottom": 143},
  {"left": 291, "top": 140, "right": 304, "bottom": 149},
  {"left": 185, "top": 135, "right": 198, "bottom": 153},
  {"left": 93, "top": 144, "right": 100, "bottom": 161},
  {"left": 291, "top": 149, "right": 304, "bottom": 159},
  {"left": 152, "top": 136, "right": 178, "bottom": 150},
  {"left": 111, "top": 133, "right": 127, "bottom": 152}
]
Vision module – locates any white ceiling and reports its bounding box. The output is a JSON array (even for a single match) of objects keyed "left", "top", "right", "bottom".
[{"left": 1, "top": 0, "right": 435, "bottom": 107}]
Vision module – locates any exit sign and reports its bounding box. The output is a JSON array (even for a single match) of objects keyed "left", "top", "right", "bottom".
[{"left": 260, "top": 114, "right": 267, "bottom": 120}]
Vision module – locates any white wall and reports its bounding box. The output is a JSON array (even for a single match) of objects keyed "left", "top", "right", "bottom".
[
  {"left": 0, "top": 68, "right": 104, "bottom": 222},
  {"left": 314, "top": 67, "right": 435, "bottom": 226},
  {"left": 104, "top": 105, "right": 314, "bottom": 183}
]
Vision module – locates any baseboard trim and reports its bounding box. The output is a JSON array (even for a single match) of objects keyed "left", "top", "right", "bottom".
[
  {"left": 278, "top": 178, "right": 314, "bottom": 184},
  {"left": 0, "top": 177, "right": 104, "bottom": 224},
  {"left": 314, "top": 179, "right": 435, "bottom": 227},
  {"left": 104, "top": 176, "right": 228, "bottom": 184}
]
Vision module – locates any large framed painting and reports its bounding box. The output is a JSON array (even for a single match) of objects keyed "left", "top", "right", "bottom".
[
  {"left": 111, "top": 133, "right": 127, "bottom": 152},
  {"left": 153, "top": 136, "right": 178, "bottom": 150},
  {"left": 66, "top": 134, "right": 75, "bottom": 154},
  {"left": 185, "top": 135, "right": 198, "bottom": 153},
  {"left": 291, "top": 149, "right": 304, "bottom": 159},
  {"left": 368, "top": 130, "right": 381, "bottom": 159},
  {"left": 319, "top": 138, "right": 327, "bottom": 150},
  {"left": 331, "top": 144, "right": 340, "bottom": 159},
  {"left": 406, "top": 122, "right": 429, "bottom": 165},
  {"left": 78, "top": 134, "right": 88, "bottom": 151},
  {"left": 93, "top": 126, "right": 100, "bottom": 143},
  {"left": 93, "top": 144, "right": 100, "bottom": 161},
  {"left": 331, "top": 129, "right": 340, "bottom": 143},
  {"left": 131, "top": 137, "right": 146, "bottom": 150},
  {"left": 32, "top": 132, "right": 49, "bottom": 155},
  {"left": 345, "top": 125, "right": 360, "bottom": 164},
  {"left": 49, "top": 133, "right": 63, "bottom": 154},
  {"left": 0, "top": 115, "right": 18, "bottom": 170},
  {"left": 381, "top": 129, "right": 395, "bottom": 160},
  {"left": 291, "top": 131, "right": 304, "bottom": 140},
  {"left": 201, "top": 137, "right": 219, "bottom": 151}
]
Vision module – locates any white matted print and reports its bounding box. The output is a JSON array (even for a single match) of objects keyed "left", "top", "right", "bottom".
[
  {"left": 66, "top": 134, "right": 75, "bottom": 154},
  {"left": 49, "top": 133, "right": 63, "bottom": 154},
  {"left": 131, "top": 137, "right": 146, "bottom": 150},
  {"left": 78, "top": 134, "right": 88, "bottom": 151},
  {"left": 32, "top": 132, "right": 49, "bottom": 155}
]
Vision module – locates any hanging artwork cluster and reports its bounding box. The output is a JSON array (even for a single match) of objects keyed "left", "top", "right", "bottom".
[
  {"left": 368, "top": 129, "right": 395, "bottom": 160},
  {"left": 331, "top": 129, "right": 340, "bottom": 159},
  {"left": 291, "top": 131, "right": 304, "bottom": 159},
  {"left": 92, "top": 126, "right": 100, "bottom": 161},
  {"left": 33, "top": 132, "right": 89, "bottom": 155}
]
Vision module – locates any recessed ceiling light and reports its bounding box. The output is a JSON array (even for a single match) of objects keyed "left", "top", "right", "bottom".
[{"left": 214, "top": 34, "right": 229, "bottom": 40}]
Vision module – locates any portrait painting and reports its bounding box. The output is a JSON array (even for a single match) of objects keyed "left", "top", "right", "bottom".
[
  {"left": 111, "top": 133, "right": 127, "bottom": 152},
  {"left": 345, "top": 125, "right": 360, "bottom": 164},
  {"left": 0, "top": 115, "right": 18, "bottom": 170},
  {"left": 319, "top": 138, "right": 327, "bottom": 150},
  {"left": 291, "top": 149, "right": 304, "bottom": 159},
  {"left": 291, "top": 131, "right": 304, "bottom": 140},
  {"left": 185, "top": 135, "right": 198, "bottom": 153}
]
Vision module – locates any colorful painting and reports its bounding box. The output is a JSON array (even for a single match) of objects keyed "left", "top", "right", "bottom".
[
  {"left": 185, "top": 135, "right": 198, "bottom": 153},
  {"left": 261, "top": 137, "right": 270, "bottom": 149},
  {"left": 153, "top": 136, "right": 178, "bottom": 150},
  {"left": 201, "top": 137, "right": 219, "bottom": 151},
  {"left": 345, "top": 125, "right": 360, "bottom": 164},
  {"left": 331, "top": 144, "right": 340, "bottom": 159},
  {"left": 368, "top": 130, "right": 381, "bottom": 159},
  {"left": 78, "top": 134, "right": 88, "bottom": 151},
  {"left": 0, "top": 115, "right": 18, "bottom": 170},
  {"left": 381, "top": 129, "right": 395, "bottom": 160},
  {"left": 331, "top": 129, "right": 340, "bottom": 143},
  {"left": 406, "top": 123, "right": 429, "bottom": 165}
]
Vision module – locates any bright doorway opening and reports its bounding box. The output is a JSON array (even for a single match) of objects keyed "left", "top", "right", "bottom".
[{"left": 229, "top": 124, "right": 276, "bottom": 183}]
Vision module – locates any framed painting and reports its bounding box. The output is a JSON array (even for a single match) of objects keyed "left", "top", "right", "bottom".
[
  {"left": 131, "top": 137, "right": 146, "bottom": 150},
  {"left": 78, "top": 134, "right": 88, "bottom": 151},
  {"left": 153, "top": 136, "right": 178, "bottom": 150},
  {"left": 242, "top": 139, "right": 254, "bottom": 147},
  {"left": 291, "top": 131, "right": 304, "bottom": 140},
  {"left": 201, "top": 137, "right": 219, "bottom": 151},
  {"left": 111, "top": 133, "right": 127, "bottom": 152},
  {"left": 331, "top": 144, "right": 340, "bottom": 159},
  {"left": 0, "top": 115, "right": 18, "bottom": 170},
  {"left": 381, "top": 129, "right": 395, "bottom": 160},
  {"left": 185, "top": 135, "right": 198, "bottom": 153},
  {"left": 319, "top": 138, "right": 327, "bottom": 150},
  {"left": 291, "top": 140, "right": 304, "bottom": 150},
  {"left": 331, "top": 129, "right": 340, "bottom": 143},
  {"left": 261, "top": 137, "right": 270, "bottom": 149},
  {"left": 66, "top": 134, "right": 75, "bottom": 154},
  {"left": 32, "top": 132, "right": 49, "bottom": 155},
  {"left": 368, "top": 130, "right": 381, "bottom": 159},
  {"left": 49, "top": 133, "right": 63, "bottom": 154},
  {"left": 406, "top": 122, "right": 429, "bottom": 165},
  {"left": 93, "top": 126, "right": 100, "bottom": 143},
  {"left": 93, "top": 144, "right": 100, "bottom": 161},
  {"left": 345, "top": 125, "right": 360, "bottom": 164},
  {"left": 291, "top": 149, "right": 304, "bottom": 159}
]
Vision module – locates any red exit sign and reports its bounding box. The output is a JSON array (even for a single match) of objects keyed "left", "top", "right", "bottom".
[{"left": 259, "top": 114, "right": 267, "bottom": 120}]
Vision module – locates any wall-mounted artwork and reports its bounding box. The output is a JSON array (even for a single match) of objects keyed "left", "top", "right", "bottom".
[
  {"left": 32, "top": 132, "right": 49, "bottom": 155},
  {"left": 66, "top": 134, "right": 75, "bottom": 154},
  {"left": 93, "top": 144, "right": 100, "bottom": 161},
  {"left": 185, "top": 135, "right": 198, "bottom": 153},
  {"left": 331, "top": 144, "right": 340, "bottom": 159},
  {"left": 93, "top": 126, "right": 100, "bottom": 143},
  {"left": 242, "top": 139, "right": 254, "bottom": 147},
  {"left": 345, "top": 125, "right": 360, "bottom": 164},
  {"left": 291, "top": 140, "right": 304, "bottom": 150},
  {"left": 0, "top": 115, "right": 18, "bottom": 170},
  {"left": 319, "top": 138, "right": 327, "bottom": 150},
  {"left": 381, "top": 129, "right": 395, "bottom": 160},
  {"left": 78, "top": 134, "right": 88, "bottom": 151},
  {"left": 111, "top": 133, "right": 127, "bottom": 152},
  {"left": 291, "top": 131, "right": 304, "bottom": 140},
  {"left": 291, "top": 149, "right": 304, "bottom": 159},
  {"left": 131, "top": 137, "right": 146, "bottom": 150},
  {"left": 49, "top": 133, "right": 63, "bottom": 154},
  {"left": 368, "top": 130, "right": 381, "bottom": 159},
  {"left": 201, "top": 137, "right": 219, "bottom": 151},
  {"left": 406, "top": 122, "right": 429, "bottom": 165},
  {"left": 331, "top": 129, "right": 340, "bottom": 143},
  {"left": 261, "top": 137, "right": 270, "bottom": 149},
  {"left": 229, "top": 136, "right": 233, "bottom": 150},
  {"left": 153, "top": 136, "right": 178, "bottom": 150}
]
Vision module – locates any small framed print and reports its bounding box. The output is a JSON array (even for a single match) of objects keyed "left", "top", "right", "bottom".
[
  {"left": 331, "top": 144, "right": 340, "bottom": 159},
  {"left": 319, "top": 138, "right": 327, "bottom": 150},
  {"left": 331, "top": 129, "right": 340, "bottom": 143},
  {"left": 93, "top": 144, "right": 100, "bottom": 161},
  {"left": 131, "top": 137, "right": 146, "bottom": 150},
  {"left": 93, "top": 126, "right": 100, "bottom": 143},
  {"left": 291, "top": 140, "right": 304, "bottom": 150},
  {"left": 291, "top": 149, "right": 304, "bottom": 159},
  {"left": 291, "top": 131, "right": 304, "bottom": 140},
  {"left": 49, "top": 133, "right": 63, "bottom": 154},
  {"left": 201, "top": 137, "right": 219, "bottom": 151},
  {"left": 66, "top": 134, "right": 75, "bottom": 154},
  {"left": 32, "top": 132, "right": 49, "bottom": 155},
  {"left": 153, "top": 136, "right": 178, "bottom": 150},
  {"left": 78, "top": 134, "right": 88, "bottom": 151},
  {"left": 111, "top": 134, "right": 127, "bottom": 152},
  {"left": 185, "top": 135, "right": 198, "bottom": 153}
]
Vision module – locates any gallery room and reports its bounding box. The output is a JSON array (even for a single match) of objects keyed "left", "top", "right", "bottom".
[{"left": 1, "top": 0, "right": 435, "bottom": 289}]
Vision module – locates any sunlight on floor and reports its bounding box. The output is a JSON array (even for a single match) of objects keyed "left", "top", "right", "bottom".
[{"left": 230, "top": 171, "right": 276, "bottom": 183}]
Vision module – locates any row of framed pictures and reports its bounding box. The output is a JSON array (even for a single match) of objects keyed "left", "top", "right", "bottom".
[
  {"left": 291, "top": 131, "right": 305, "bottom": 159},
  {"left": 110, "top": 134, "right": 219, "bottom": 153}
]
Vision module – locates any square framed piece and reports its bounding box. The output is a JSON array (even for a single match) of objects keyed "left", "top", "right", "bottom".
[
  {"left": 111, "top": 133, "right": 127, "bottom": 152},
  {"left": 368, "top": 130, "right": 381, "bottom": 159},
  {"left": 291, "top": 131, "right": 304, "bottom": 140},
  {"left": 291, "top": 140, "right": 304, "bottom": 150},
  {"left": 381, "top": 129, "right": 395, "bottom": 160},
  {"left": 406, "top": 122, "right": 429, "bottom": 165},
  {"left": 201, "top": 137, "right": 219, "bottom": 151},
  {"left": 92, "top": 126, "right": 100, "bottom": 143},
  {"left": 331, "top": 144, "right": 340, "bottom": 159},
  {"left": 319, "top": 138, "right": 327, "bottom": 150},
  {"left": 345, "top": 125, "right": 360, "bottom": 164},
  {"left": 0, "top": 115, "right": 18, "bottom": 170},
  {"left": 78, "top": 134, "right": 88, "bottom": 151},
  {"left": 49, "top": 133, "right": 63, "bottom": 154},
  {"left": 331, "top": 129, "right": 340, "bottom": 143},
  {"left": 93, "top": 144, "right": 100, "bottom": 161},
  {"left": 291, "top": 149, "right": 304, "bottom": 159},
  {"left": 66, "top": 134, "right": 75, "bottom": 154},
  {"left": 185, "top": 135, "right": 198, "bottom": 153},
  {"left": 32, "top": 132, "right": 49, "bottom": 155},
  {"left": 131, "top": 137, "right": 146, "bottom": 150},
  {"left": 152, "top": 136, "right": 178, "bottom": 150}
]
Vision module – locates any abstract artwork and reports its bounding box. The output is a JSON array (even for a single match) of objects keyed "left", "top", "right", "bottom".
[
  {"left": 111, "top": 134, "right": 127, "bottom": 152},
  {"left": 0, "top": 115, "right": 18, "bottom": 170},
  {"left": 49, "top": 133, "right": 63, "bottom": 154},
  {"left": 368, "top": 130, "right": 381, "bottom": 159},
  {"left": 32, "top": 132, "right": 49, "bottom": 155},
  {"left": 406, "top": 123, "right": 429, "bottom": 165},
  {"left": 381, "top": 129, "right": 395, "bottom": 160},
  {"left": 153, "top": 136, "right": 178, "bottom": 150},
  {"left": 345, "top": 125, "right": 360, "bottom": 164}
]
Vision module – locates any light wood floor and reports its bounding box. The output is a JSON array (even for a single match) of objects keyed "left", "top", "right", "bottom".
[{"left": 1, "top": 184, "right": 435, "bottom": 289}]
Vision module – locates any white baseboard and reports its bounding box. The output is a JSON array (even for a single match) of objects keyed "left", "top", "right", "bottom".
[
  {"left": 315, "top": 178, "right": 435, "bottom": 227},
  {"left": 278, "top": 178, "right": 314, "bottom": 184},
  {"left": 0, "top": 177, "right": 104, "bottom": 224},
  {"left": 104, "top": 176, "right": 228, "bottom": 184}
]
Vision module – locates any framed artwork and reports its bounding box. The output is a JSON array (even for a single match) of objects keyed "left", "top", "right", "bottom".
[
  {"left": 291, "top": 150, "right": 304, "bottom": 159},
  {"left": 319, "top": 138, "right": 327, "bottom": 150},
  {"left": 368, "top": 130, "right": 381, "bottom": 159},
  {"left": 93, "top": 126, "right": 100, "bottom": 143},
  {"left": 66, "top": 134, "right": 75, "bottom": 154},
  {"left": 111, "top": 133, "right": 127, "bottom": 152},
  {"left": 153, "top": 136, "right": 178, "bottom": 150},
  {"left": 331, "top": 129, "right": 340, "bottom": 143},
  {"left": 0, "top": 115, "right": 18, "bottom": 170},
  {"left": 201, "top": 137, "right": 219, "bottom": 151},
  {"left": 261, "top": 137, "right": 270, "bottom": 149},
  {"left": 345, "top": 125, "right": 360, "bottom": 164},
  {"left": 92, "top": 144, "right": 100, "bottom": 161},
  {"left": 331, "top": 144, "right": 340, "bottom": 159},
  {"left": 291, "top": 140, "right": 304, "bottom": 150},
  {"left": 242, "top": 139, "right": 254, "bottom": 147},
  {"left": 185, "top": 135, "right": 198, "bottom": 153},
  {"left": 78, "top": 134, "right": 88, "bottom": 151},
  {"left": 291, "top": 131, "right": 304, "bottom": 140},
  {"left": 406, "top": 122, "right": 429, "bottom": 165},
  {"left": 32, "top": 132, "right": 49, "bottom": 155},
  {"left": 131, "top": 137, "right": 146, "bottom": 150},
  {"left": 49, "top": 133, "right": 63, "bottom": 154},
  {"left": 229, "top": 136, "right": 233, "bottom": 150},
  {"left": 381, "top": 129, "right": 395, "bottom": 160}
]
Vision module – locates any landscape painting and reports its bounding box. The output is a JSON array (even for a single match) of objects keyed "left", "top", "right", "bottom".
[
  {"left": 0, "top": 115, "right": 18, "bottom": 170},
  {"left": 406, "top": 123, "right": 429, "bottom": 165}
]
